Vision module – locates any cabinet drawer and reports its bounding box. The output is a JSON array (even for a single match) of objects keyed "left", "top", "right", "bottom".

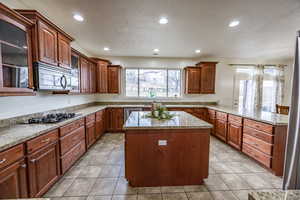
[
  {"left": 61, "top": 141, "right": 86, "bottom": 174},
  {"left": 208, "top": 109, "right": 216, "bottom": 119},
  {"left": 60, "top": 118, "right": 85, "bottom": 137},
  {"left": 244, "top": 119, "right": 273, "bottom": 134},
  {"left": 86, "top": 114, "right": 95, "bottom": 123},
  {"left": 26, "top": 129, "right": 58, "bottom": 154},
  {"left": 228, "top": 114, "right": 242, "bottom": 125},
  {"left": 60, "top": 126, "right": 85, "bottom": 156},
  {"left": 216, "top": 111, "right": 228, "bottom": 121},
  {"left": 243, "top": 126, "right": 273, "bottom": 143},
  {"left": 243, "top": 134, "right": 273, "bottom": 155},
  {"left": 242, "top": 143, "right": 272, "bottom": 168},
  {"left": 0, "top": 144, "right": 24, "bottom": 169}
]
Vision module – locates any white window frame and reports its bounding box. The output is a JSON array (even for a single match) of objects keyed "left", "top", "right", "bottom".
[{"left": 124, "top": 68, "right": 182, "bottom": 98}]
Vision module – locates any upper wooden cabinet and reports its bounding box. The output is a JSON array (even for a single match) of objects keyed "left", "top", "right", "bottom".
[
  {"left": 89, "top": 61, "right": 97, "bottom": 93},
  {"left": 185, "top": 67, "right": 201, "bottom": 94},
  {"left": 37, "top": 20, "right": 58, "bottom": 66},
  {"left": 91, "top": 58, "right": 111, "bottom": 93},
  {"left": 16, "top": 10, "right": 74, "bottom": 68},
  {"left": 0, "top": 3, "right": 34, "bottom": 96},
  {"left": 197, "top": 62, "right": 217, "bottom": 94},
  {"left": 80, "top": 57, "right": 89, "bottom": 93},
  {"left": 185, "top": 62, "right": 217, "bottom": 94},
  {"left": 108, "top": 65, "right": 121, "bottom": 94},
  {"left": 70, "top": 49, "right": 80, "bottom": 92},
  {"left": 58, "top": 33, "right": 71, "bottom": 68}
]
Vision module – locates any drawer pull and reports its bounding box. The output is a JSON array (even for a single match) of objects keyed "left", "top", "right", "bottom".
[
  {"left": 0, "top": 158, "right": 6, "bottom": 164},
  {"left": 41, "top": 138, "right": 50, "bottom": 143},
  {"left": 21, "top": 164, "right": 27, "bottom": 168},
  {"left": 30, "top": 159, "right": 36, "bottom": 163}
]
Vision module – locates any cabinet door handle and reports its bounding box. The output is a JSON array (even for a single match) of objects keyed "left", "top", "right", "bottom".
[
  {"left": 0, "top": 158, "right": 6, "bottom": 164},
  {"left": 30, "top": 159, "right": 36, "bottom": 163},
  {"left": 41, "top": 138, "right": 50, "bottom": 143},
  {"left": 21, "top": 164, "right": 27, "bottom": 168}
]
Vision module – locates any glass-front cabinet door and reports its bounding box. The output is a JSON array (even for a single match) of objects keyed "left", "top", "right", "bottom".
[
  {"left": 0, "top": 5, "right": 34, "bottom": 96},
  {"left": 70, "top": 51, "right": 80, "bottom": 92}
]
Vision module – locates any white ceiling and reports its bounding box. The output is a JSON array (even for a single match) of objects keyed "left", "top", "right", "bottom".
[{"left": 2, "top": 0, "right": 300, "bottom": 59}]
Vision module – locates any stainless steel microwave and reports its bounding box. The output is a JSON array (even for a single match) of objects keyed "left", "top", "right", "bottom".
[{"left": 33, "top": 62, "right": 72, "bottom": 91}]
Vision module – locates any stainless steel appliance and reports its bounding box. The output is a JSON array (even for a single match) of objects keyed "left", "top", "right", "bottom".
[
  {"left": 124, "top": 107, "right": 143, "bottom": 123},
  {"left": 33, "top": 62, "right": 72, "bottom": 91}
]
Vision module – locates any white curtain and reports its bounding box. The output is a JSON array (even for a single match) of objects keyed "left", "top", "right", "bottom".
[
  {"left": 283, "top": 31, "right": 300, "bottom": 189},
  {"left": 233, "top": 65, "right": 285, "bottom": 112}
]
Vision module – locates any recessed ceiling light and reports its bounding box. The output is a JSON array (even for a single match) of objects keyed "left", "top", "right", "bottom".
[
  {"left": 229, "top": 20, "right": 240, "bottom": 27},
  {"left": 195, "top": 49, "right": 201, "bottom": 54},
  {"left": 159, "top": 17, "right": 168, "bottom": 24},
  {"left": 153, "top": 48, "right": 160, "bottom": 52},
  {"left": 103, "top": 47, "right": 110, "bottom": 51},
  {"left": 73, "top": 14, "right": 84, "bottom": 22}
]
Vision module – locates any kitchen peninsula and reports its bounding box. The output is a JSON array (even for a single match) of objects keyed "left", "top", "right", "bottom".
[{"left": 123, "top": 111, "right": 213, "bottom": 187}]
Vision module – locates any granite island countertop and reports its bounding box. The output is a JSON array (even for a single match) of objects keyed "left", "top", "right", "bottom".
[
  {"left": 123, "top": 111, "right": 213, "bottom": 129},
  {"left": 249, "top": 190, "right": 300, "bottom": 200}
]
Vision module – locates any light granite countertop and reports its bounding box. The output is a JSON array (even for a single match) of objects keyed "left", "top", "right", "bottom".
[
  {"left": 249, "top": 190, "right": 300, "bottom": 200},
  {"left": 123, "top": 111, "right": 213, "bottom": 129},
  {"left": 0, "top": 104, "right": 289, "bottom": 152},
  {"left": 0, "top": 105, "right": 106, "bottom": 152},
  {"left": 207, "top": 105, "right": 289, "bottom": 125}
]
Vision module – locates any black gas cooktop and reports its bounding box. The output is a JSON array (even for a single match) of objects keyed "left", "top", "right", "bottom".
[{"left": 28, "top": 113, "right": 76, "bottom": 124}]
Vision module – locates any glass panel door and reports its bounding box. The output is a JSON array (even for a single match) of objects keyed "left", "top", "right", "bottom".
[{"left": 0, "top": 19, "right": 29, "bottom": 89}]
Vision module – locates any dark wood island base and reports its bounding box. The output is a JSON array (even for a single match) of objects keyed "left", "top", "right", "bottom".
[{"left": 125, "top": 128, "right": 211, "bottom": 187}]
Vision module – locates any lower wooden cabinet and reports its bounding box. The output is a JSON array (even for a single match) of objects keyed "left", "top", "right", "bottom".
[
  {"left": 227, "top": 122, "right": 242, "bottom": 150},
  {"left": 107, "top": 108, "right": 124, "bottom": 132},
  {"left": 27, "top": 141, "right": 60, "bottom": 197},
  {"left": 0, "top": 159, "right": 28, "bottom": 198},
  {"left": 95, "top": 110, "right": 105, "bottom": 139},
  {"left": 215, "top": 119, "right": 227, "bottom": 142},
  {"left": 61, "top": 141, "right": 86, "bottom": 174},
  {"left": 86, "top": 114, "right": 96, "bottom": 148}
]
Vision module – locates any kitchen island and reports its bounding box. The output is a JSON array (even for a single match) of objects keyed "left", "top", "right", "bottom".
[{"left": 123, "top": 111, "right": 213, "bottom": 187}]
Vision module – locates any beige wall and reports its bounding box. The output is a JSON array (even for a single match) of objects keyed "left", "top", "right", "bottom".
[{"left": 0, "top": 93, "right": 95, "bottom": 120}]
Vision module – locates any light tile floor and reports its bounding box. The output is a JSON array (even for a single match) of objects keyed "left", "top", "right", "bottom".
[{"left": 45, "top": 133, "right": 283, "bottom": 200}]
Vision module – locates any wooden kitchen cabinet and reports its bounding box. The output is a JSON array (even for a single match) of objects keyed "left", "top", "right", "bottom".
[
  {"left": 96, "top": 110, "right": 105, "bottom": 139},
  {"left": 185, "top": 67, "right": 201, "bottom": 94},
  {"left": 207, "top": 109, "right": 216, "bottom": 135},
  {"left": 27, "top": 129, "right": 60, "bottom": 197},
  {"left": 86, "top": 114, "right": 96, "bottom": 148},
  {"left": 227, "top": 114, "right": 242, "bottom": 150},
  {"left": 70, "top": 49, "right": 81, "bottom": 92},
  {"left": 0, "top": 144, "right": 28, "bottom": 199},
  {"left": 192, "top": 108, "right": 208, "bottom": 121},
  {"left": 91, "top": 58, "right": 111, "bottom": 93},
  {"left": 197, "top": 62, "right": 217, "bottom": 94},
  {"left": 89, "top": 61, "right": 97, "bottom": 93},
  {"left": 0, "top": 159, "right": 28, "bottom": 198},
  {"left": 37, "top": 20, "right": 58, "bottom": 66},
  {"left": 107, "top": 108, "right": 124, "bottom": 132},
  {"left": 80, "top": 57, "right": 90, "bottom": 93},
  {"left": 108, "top": 65, "right": 121, "bottom": 93},
  {"left": 215, "top": 111, "right": 228, "bottom": 142},
  {"left": 59, "top": 119, "right": 86, "bottom": 174},
  {"left": 58, "top": 33, "right": 71, "bottom": 68},
  {"left": 16, "top": 10, "right": 74, "bottom": 68},
  {"left": 0, "top": 4, "right": 35, "bottom": 96}
]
